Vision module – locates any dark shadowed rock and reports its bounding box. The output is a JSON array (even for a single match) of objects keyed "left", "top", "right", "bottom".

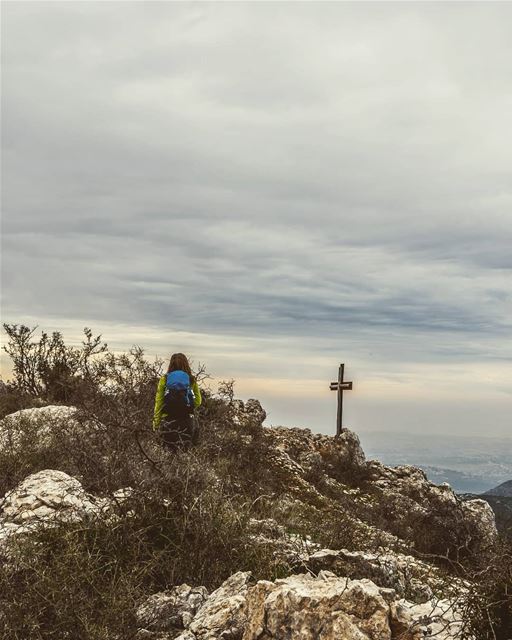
[{"left": 136, "top": 584, "right": 209, "bottom": 637}]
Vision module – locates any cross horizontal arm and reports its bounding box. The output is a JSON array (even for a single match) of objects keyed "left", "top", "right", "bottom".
[{"left": 329, "top": 382, "right": 353, "bottom": 390}]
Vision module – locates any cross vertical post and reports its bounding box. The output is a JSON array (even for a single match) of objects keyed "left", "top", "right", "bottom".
[
  {"left": 329, "top": 363, "right": 353, "bottom": 436},
  {"left": 337, "top": 363, "right": 344, "bottom": 436}
]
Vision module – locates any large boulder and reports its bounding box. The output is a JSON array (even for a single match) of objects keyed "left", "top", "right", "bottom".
[
  {"left": 0, "top": 469, "right": 130, "bottom": 552},
  {"left": 188, "top": 571, "right": 253, "bottom": 640},
  {"left": 242, "top": 571, "right": 407, "bottom": 640},
  {"left": 0, "top": 469, "right": 101, "bottom": 550},
  {"left": 460, "top": 497, "right": 498, "bottom": 548},
  {"left": 1, "top": 469, "right": 99, "bottom": 525}
]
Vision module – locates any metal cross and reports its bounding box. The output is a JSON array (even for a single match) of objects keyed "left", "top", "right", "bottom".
[{"left": 329, "top": 363, "right": 353, "bottom": 436}]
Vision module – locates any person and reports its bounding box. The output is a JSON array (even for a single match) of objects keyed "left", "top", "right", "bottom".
[{"left": 153, "top": 353, "right": 202, "bottom": 450}]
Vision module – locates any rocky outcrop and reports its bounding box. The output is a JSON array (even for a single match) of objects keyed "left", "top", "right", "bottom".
[
  {"left": 304, "top": 548, "right": 439, "bottom": 604},
  {"left": 137, "top": 570, "right": 462, "bottom": 640},
  {"left": 0, "top": 403, "right": 497, "bottom": 637},
  {"left": 367, "top": 461, "right": 497, "bottom": 557},
  {"left": 461, "top": 498, "right": 497, "bottom": 546},
  {"left": 0, "top": 469, "right": 100, "bottom": 550},
  {"left": 2, "top": 405, "right": 495, "bottom": 563},
  {"left": 136, "top": 584, "right": 209, "bottom": 637},
  {"left": 0, "top": 405, "right": 79, "bottom": 453},
  {"left": 0, "top": 469, "right": 130, "bottom": 552},
  {"left": 259, "top": 423, "right": 497, "bottom": 559},
  {"left": 247, "top": 519, "right": 455, "bottom": 604},
  {"left": 269, "top": 425, "right": 366, "bottom": 477},
  {"left": 188, "top": 571, "right": 252, "bottom": 639},
  {"left": 231, "top": 399, "right": 267, "bottom": 427},
  {"left": 1, "top": 469, "right": 98, "bottom": 524},
  {"left": 136, "top": 572, "right": 253, "bottom": 640}
]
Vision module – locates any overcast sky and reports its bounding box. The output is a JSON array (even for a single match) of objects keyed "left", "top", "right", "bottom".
[{"left": 2, "top": 2, "right": 511, "bottom": 437}]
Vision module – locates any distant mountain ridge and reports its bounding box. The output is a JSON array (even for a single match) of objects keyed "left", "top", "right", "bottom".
[{"left": 485, "top": 479, "right": 512, "bottom": 497}]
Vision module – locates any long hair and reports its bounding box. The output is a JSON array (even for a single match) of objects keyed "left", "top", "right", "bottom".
[{"left": 167, "top": 353, "right": 195, "bottom": 383}]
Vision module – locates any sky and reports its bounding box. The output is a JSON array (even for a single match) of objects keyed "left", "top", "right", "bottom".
[{"left": 2, "top": 2, "right": 511, "bottom": 438}]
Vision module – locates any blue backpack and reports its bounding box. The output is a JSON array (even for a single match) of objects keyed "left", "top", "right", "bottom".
[{"left": 163, "top": 370, "right": 195, "bottom": 415}]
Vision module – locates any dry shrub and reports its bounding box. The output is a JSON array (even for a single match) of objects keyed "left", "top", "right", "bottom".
[
  {"left": 453, "top": 537, "right": 512, "bottom": 640},
  {"left": 0, "top": 384, "right": 41, "bottom": 420},
  {"left": 0, "top": 330, "right": 284, "bottom": 638},
  {"left": 0, "top": 448, "right": 281, "bottom": 640}
]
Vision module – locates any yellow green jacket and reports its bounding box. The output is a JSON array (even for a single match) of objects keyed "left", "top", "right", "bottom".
[{"left": 153, "top": 375, "right": 202, "bottom": 429}]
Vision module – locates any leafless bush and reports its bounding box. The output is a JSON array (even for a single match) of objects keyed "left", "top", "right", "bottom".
[
  {"left": 2, "top": 324, "right": 108, "bottom": 402},
  {"left": 452, "top": 537, "right": 512, "bottom": 640},
  {"left": 0, "top": 457, "right": 278, "bottom": 639}
]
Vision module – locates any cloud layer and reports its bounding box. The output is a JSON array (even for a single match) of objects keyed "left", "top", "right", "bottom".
[{"left": 2, "top": 2, "right": 511, "bottom": 436}]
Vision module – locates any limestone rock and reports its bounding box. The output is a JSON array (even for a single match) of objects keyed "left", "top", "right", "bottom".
[
  {"left": 461, "top": 497, "right": 497, "bottom": 547},
  {"left": 304, "top": 548, "right": 439, "bottom": 604},
  {"left": 231, "top": 399, "right": 266, "bottom": 427},
  {"left": 136, "top": 584, "right": 208, "bottom": 634},
  {"left": 246, "top": 521, "right": 450, "bottom": 605},
  {"left": 165, "top": 571, "right": 460, "bottom": 640},
  {"left": 243, "top": 571, "right": 400, "bottom": 640},
  {"left": 0, "top": 405, "right": 78, "bottom": 452},
  {"left": 396, "top": 597, "right": 465, "bottom": 640},
  {"left": 188, "top": 571, "right": 253, "bottom": 639},
  {"left": 256, "top": 422, "right": 495, "bottom": 559},
  {"left": 244, "top": 399, "right": 266, "bottom": 424},
  {"left": 1, "top": 469, "right": 99, "bottom": 525},
  {"left": 269, "top": 425, "right": 366, "bottom": 477},
  {"left": 0, "top": 469, "right": 122, "bottom": 553},
  {"left": 366, "top": 460, "right": 498, "bottom": 557}
]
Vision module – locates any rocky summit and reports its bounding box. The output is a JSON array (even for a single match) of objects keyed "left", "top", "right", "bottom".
[{"left": 0, "top": 400, "right": 503, "bottom": 639}]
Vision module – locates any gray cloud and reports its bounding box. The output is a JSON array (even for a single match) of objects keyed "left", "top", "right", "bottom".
[{"left": 2, "top": 2, "right": 511, "bottom": 435}]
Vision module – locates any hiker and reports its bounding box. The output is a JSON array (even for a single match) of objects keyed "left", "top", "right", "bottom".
[{"left": 153, "top": 353, "right": 202, "bottom": 450}]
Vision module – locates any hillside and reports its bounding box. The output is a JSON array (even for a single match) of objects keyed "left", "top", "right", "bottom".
[
  {"left": 0, "top": 325, "right": 509, "bottom": 639},
  {"left": 481, "top": 496, "right": 512, "bottom": 537},
  {"left": 485, "top": 479, "right": 512, "bottom": 497},
  {"left": 0, "top": 396, "right": 509, "bottom": 639}
]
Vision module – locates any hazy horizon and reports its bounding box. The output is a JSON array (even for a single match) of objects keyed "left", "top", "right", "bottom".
[{"left": 2, "top": 3, "right": 511, "bottom": 438}]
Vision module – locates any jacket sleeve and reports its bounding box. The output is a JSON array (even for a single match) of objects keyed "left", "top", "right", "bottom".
[
  {"left": 192, "top": 380, "right": 202, "bottom": 408},
  {"left": 153, "top": 376, "right": 166, "bottom": 430}
]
